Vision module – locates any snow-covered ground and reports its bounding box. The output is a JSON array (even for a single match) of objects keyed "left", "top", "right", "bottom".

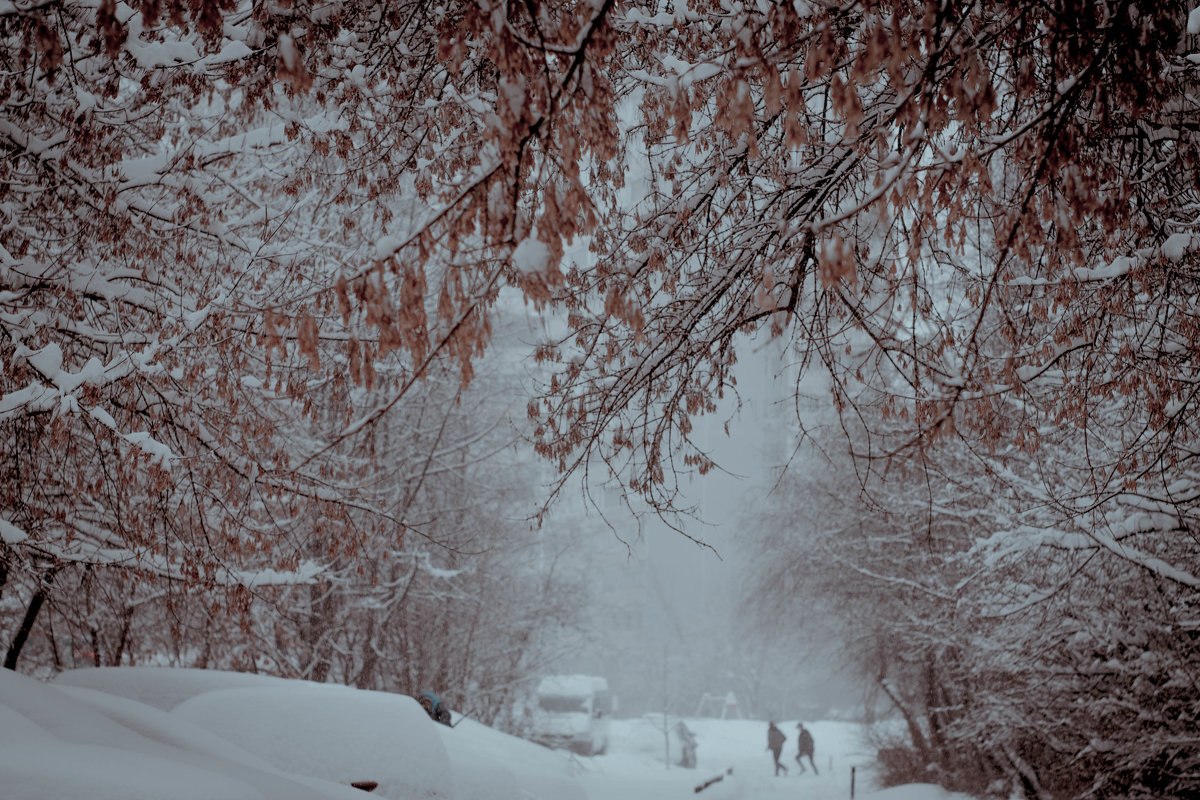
[
  {"left": 1, "top": 667, "right": 974, "bottom": 800},
  {"left": 582, "top": 716, "right": 874, "bottom": 800},
  {"left": 578, "top": 716, "right": 973, "bottom": 800}
]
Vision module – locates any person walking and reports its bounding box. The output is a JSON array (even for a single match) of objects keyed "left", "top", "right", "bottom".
[
  {"left": 767, "top": 721, "right": 788, "bottom": 776},
  {"left": 675, "top": 721, "right": 698, "bottom": 769},
  {"left": 795, "top": 722, "right": 818, "bottom": 774}
]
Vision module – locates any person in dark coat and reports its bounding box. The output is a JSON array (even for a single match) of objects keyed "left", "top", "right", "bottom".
[
  {"left": 795, "top": 722, "right": 818, "bottom": 774},
  {"left": 675, "top": 721, "right": 697, "bottom": 769},
  {"left": 767, "top": 721, "right": 788, "bottom": 775},
  {"left": 418, "top": 691, "right": 452, "bottom": 726}
]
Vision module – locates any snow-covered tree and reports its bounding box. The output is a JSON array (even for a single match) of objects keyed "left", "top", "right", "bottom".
[
  {"left": 2, "top": 0, "right": 621, "bottom": 667},
  {"left": 533, "top": 1, "right": 1200, "bottom": 518},
  {"left": 746, "top": 402, "right": 1200, "bottom": 799},
  {"left": 4, "top": 6, "right": 1200, "bottom": 794}
]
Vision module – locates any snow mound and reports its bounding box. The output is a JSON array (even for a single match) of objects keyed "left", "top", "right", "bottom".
[
  {"left": 172, "top": 684, "right": 453, "bottom": 800},
  {"left": 859, "top": 784, "right": 977, "bottom": 800},
  {"left": 50, "top": 667, "right": 591, "bottom": 800},
  {"left": 0, "top": 744, "right": 265, "bottom": 800},
  {"left": 0, "top": 669, "right": 359, "bottom": 800},
  {"left": 437, "top": 715, "right": 588, "bottom": 800}
]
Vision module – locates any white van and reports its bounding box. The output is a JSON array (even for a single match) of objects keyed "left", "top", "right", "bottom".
[{"left": 529, "top": 675, "right": 615, "bottom": 756}]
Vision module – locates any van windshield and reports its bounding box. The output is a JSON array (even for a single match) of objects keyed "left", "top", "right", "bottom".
[{"left": 539, "top": 695, "right": 588, "bottom": 712}]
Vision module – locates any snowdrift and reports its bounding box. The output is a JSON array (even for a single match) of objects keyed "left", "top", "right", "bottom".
[
  {"left": 55, "top": 665, "right": 305, "bottom": 711},
  {"left": 39, "top": 666, "right": 588, "bottom": 800},
  {"left": 0, "top": 668, "right": 363, "bottom": 800},
  {"left": 172, "top": 684, "right": 453, "bottom": 800}
]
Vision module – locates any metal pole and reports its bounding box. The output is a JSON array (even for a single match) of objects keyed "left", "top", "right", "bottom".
[
  {"left": 663, "top": 645, "right": 670, "bottom": 770},
  {"left": 850, "top": 765, "right": 856, "bottom": 799}
]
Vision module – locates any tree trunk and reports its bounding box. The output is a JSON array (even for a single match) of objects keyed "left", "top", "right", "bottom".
[
  {"left": 46, "top": 601, "right": 62, "bottom": 670},
  {"left": 307, "top": 578, "right": 335, "bottom": 683},
  {"left": 353, "top": 614, "right": 377, "bottom": 689},
  {"left": 196, "top": 614, "right": 212, "bottom": 669},
  {"left": 4, "top": 567, "right": 56, "bottom": 670},
  {"left": 1002, "top": 744, "right": 1053, "bottom": 800},
  {"left": 924, "top": 659, "right": 950, "bottom": 764},
  {"left": 876, "top": 674, "right": 932, "bottom": 763},
  {"left": 110, "top": 604, "right": 136, "bottom": 666}
]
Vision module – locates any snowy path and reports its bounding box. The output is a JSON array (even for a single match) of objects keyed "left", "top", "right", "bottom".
[{"left": 575, "top": 718, "right": 880, "bottom": 800}]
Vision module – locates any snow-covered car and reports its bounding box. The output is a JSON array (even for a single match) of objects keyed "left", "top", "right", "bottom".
[
  {"left": 49, "top": 666, "right": 588, "bottom": 800},
  {"left": 170, "top": 683, "right": 589, "bottom": 800},
  {"left": 0, "top": 668, "right": 366, "bottom": 800},
  {"left": 170, "top": 683, "right": 454, "bottom": 800}
]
